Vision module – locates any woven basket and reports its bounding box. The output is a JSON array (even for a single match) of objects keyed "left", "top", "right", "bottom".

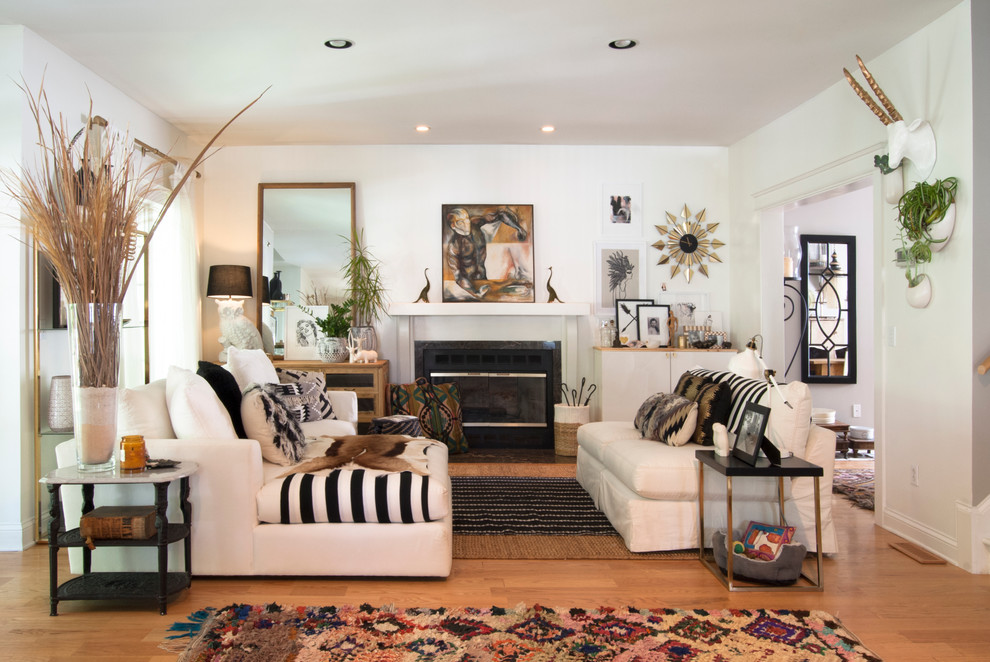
[{"left": 553, "top": 405, "right": 590, "bottom": 456}]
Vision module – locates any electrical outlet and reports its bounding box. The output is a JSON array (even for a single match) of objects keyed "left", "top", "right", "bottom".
[
  {"left": 852, "top": 404, "right": 862, "bottom": 418},
  {"left": 886, "top": 326, "right": 897, "bottom": 347},
  {"left": 911, "top": 465, "right": 920, "bottom": 486}
]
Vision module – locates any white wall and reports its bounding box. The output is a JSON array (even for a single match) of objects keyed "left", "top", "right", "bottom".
[
  {"left": 729, "top": 3, "right": 979, "bottom": 569},
  {"left": 0, "top": 28, "right": 191, "bottom": 550},
  {"left": 199, "top": 144, "right": 731, "bottom": 386}
]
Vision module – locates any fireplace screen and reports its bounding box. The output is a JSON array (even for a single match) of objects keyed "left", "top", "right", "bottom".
[{"left": 430, "top": 372, "right": 547, "bottom": 427}]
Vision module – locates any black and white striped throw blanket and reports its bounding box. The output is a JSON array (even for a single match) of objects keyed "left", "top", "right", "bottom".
[{"left": 257, "top": 469, "right": 449, "bottom": 524}]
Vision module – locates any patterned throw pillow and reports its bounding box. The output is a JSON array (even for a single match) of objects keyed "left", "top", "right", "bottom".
[
  {"left": 275, "top": 368, "right": 337, "bottom": 422},
  {"left": 673, "top": 371, "right": 712, "bottom": 402},
  {"left": 240, "top": 383, "right": 306, "bottom": 465},
  {"left": 388, "top": 377, "right": 468, "bottom": 454},
  {"left": 641, "top": 393, "right": 698, "bottom": 446},
  {"left": 689, "top": 368, "right": 770, "bottom": 435},
  {"left": 691, "top": 381, "right": 731, "bottom": 446},
  {"left": 633, "top": 393, "right": 667, "bottom": 431}
]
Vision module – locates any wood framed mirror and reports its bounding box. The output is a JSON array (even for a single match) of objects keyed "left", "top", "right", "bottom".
[
  {"left": 256, "top": 183, "right": 356, "bottom": 358},
  {"left": 800, "top": 234, "right": 856, "bottom": 384}
]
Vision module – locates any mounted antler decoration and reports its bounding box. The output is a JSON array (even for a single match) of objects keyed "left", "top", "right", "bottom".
[{"left": 843, "top": 55, "right": 936, "bottom": 181}]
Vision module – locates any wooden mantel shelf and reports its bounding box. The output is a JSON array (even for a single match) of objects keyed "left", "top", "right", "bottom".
[{"left": 389, "top": 302, "right": 590, "bottom": 316}]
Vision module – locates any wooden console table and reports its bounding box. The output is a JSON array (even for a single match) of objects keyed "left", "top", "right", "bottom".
[{"left": 273, "top": 360, "right": 389, "bottom": 433}]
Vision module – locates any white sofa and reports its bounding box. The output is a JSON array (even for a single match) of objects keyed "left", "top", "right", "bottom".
[
  {"left": 55, "top": 357, "right": 452, "bottom": 578},
  {"left": 576, "top": 369, "right": 838, "bottom": 554}
]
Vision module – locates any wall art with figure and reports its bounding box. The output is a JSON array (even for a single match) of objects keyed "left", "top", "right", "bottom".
[
  {"left": 441, "top": 204, "right": 534, "bottom": 303},
  {"left": 594, "top": 241, "right": 646, "bottom": 316}
]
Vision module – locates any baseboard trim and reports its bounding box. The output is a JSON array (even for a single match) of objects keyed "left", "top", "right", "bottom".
[
  {"left": 0, "top": 518, "right": 37, "bottom": 552},
  {"left": 881, "top": 505, "right": 959, "bottom": 569}
]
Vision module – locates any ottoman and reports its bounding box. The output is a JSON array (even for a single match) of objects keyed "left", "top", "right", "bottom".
[{"left": 369, "top": 414, "right": 423, "bottom": 437}]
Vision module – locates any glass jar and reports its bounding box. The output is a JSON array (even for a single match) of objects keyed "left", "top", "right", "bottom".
[
  {"left": 598, "top": 320, "right": 616, "bottom": 348},
  {"left": 119, "top": 435, "right": 147, "bottom": 472}
]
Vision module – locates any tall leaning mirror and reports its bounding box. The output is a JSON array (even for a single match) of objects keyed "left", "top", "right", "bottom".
[
  {"left": 257, "top": 183, "right": 356, "bottom": 358},
  {"left": 800, "top": 234, "right": 856, "bottom": 384}
]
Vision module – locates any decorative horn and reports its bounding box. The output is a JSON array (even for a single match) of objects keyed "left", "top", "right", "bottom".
[
  {"left": 843, "top": 67, "right": 892, "bottom": 125},
  {"left": 856, "top": 55, "right": 903, "bottom": 123}
]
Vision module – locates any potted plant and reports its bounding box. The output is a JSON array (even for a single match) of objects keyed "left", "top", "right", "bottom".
[
  {"left": 299, "top": 299, "right": 353, "bottom": 362},
  {"left": 342, "top": 229, "right": 389, "bottom": 353},
  {"left": 895, "top": 177, "right": 957, "bottom": 308}
]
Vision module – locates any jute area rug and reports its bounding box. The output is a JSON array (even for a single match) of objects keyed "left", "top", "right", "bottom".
[
  {"left": 167, "top": 602, "right": 882, "bottom": 661},
  {"left": 449, "top": 463, "right": 694, "bottom": 561}
]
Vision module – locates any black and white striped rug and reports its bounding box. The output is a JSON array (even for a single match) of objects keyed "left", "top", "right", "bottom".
[{"left": 451, "top": 476, "right": 617, "bottom": 535}]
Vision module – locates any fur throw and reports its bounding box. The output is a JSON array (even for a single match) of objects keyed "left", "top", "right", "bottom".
[{"left": 278, "top": 435, "right": 438, "bottom": 477}]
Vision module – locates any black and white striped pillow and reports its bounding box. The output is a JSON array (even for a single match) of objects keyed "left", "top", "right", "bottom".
[
  {"left": 689, "top": 368, "right": 770, "bottom": 435},
  {"left": 258, "top": 469, "right": 448, "bottom": 524}
]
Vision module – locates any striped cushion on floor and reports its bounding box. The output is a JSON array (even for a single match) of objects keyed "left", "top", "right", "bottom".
[{"left": 257, "top": 469, "right": 449, "bottom": 524}]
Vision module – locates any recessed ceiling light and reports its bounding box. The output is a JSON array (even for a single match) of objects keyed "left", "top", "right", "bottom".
[
  {"left": 541, "top": 125, "right": 555, "bottom": 133},
  {"left": 608, "top": 39, "right": 637, "bottom": 50},
  {"left": 415, "top": 125, "right": 431, "bottom": 133},
  {"left": 324, "top": 39, "right": 354, "bottom": 49}
]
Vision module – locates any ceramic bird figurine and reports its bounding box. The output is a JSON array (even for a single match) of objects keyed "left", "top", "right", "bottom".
[
  {"left": 547, "top": 266, "right": 564, "bottom": 303},
  {"left": 414, "top": 268, "right": 431, "bottom": 303},
  {"left": 217, "top": 300, "right": 263, "bottom": 362}
]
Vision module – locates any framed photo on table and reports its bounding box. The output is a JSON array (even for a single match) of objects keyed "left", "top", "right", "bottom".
[
  {"left": 733, "top": 402, "right": 771, "bottom": 465},
  {"left": 636, "top": 304, "right": 671, "bottom": 347},
  {"left": 615, "top": 298, "right": 653, "bottom": 343}
]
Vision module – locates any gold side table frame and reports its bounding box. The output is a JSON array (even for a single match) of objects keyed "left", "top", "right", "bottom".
[{"left": 696, "top": 450, "right": 824, "bottom": 592}]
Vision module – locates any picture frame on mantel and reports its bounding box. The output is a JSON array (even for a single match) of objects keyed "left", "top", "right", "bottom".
[
  {"left": 615, "top": 298, "right": 653, "bottom": 344},
  {"left": 594, "top": 241, "right": 647, "bottom": 316},
  {"left": 602, "top": 183, "right": 643, "bottom": 237},
  {"left": 440, "top": 204, "right": 535, "bottom": 303}
]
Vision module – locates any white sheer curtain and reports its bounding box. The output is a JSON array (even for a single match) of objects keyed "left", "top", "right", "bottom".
[{"left": 146, "top": 164, "right": 202, "bottom": 380}]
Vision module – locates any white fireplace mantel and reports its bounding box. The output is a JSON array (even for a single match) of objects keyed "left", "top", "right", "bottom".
[{"left": 389, "top": 302, "right": 591, "bottom": 384}]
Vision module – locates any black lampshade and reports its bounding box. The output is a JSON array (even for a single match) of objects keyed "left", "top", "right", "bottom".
[
  {"left": 261, "top": 275, "right": 271, "bottom": 304},
  {"left": 206, "top": 265, "right": 253, "bottom": 299}
]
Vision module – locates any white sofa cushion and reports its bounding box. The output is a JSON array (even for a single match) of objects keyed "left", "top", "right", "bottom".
[
  {"left": 117, "top": 378, "right": 175, "bottom": 439},
  {"left": 226, "top": 346, "right": 278, "bottom": 391},
  {"left": 165, "top": 366, "right": 238, "bottom": 439}
]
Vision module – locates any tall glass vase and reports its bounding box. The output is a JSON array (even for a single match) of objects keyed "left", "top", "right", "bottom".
[{"left": 67, "top": 303, "right": 122, "bottom": 472}]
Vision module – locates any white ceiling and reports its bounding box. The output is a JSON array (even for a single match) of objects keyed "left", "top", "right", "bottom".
[{"left": 0, "top": 0, "right": 963, "bottom": 147}]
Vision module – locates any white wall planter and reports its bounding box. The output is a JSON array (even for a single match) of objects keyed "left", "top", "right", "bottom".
[
  {"left": 906, "top": 274, "right": 933, "bottom": 309},
  {"left": 928, "top": 202, "right": 956, "bottom": 252},
  {"left": 883, "top": 168, "right": 904, "bottom": 204}
]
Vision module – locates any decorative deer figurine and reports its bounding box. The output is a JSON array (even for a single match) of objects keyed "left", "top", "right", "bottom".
[
  {"left": 843, "top": 54, "right": 936, "bottom": 181},
  {"left": 346, "top": 336, "right": 378, "bottom": 364}
]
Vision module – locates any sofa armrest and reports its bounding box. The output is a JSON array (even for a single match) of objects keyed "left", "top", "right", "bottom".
[
  {"left": 55, "top": 437, "right": 265, "bottom": 575},
  {"left": 326, "top": 390, "right": 358, "bottom": 425},
  {"left": 787, "top": 424, "right": 838, "bottom": 553}
]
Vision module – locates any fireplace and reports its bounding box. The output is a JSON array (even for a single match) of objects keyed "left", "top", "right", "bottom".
[{"left": 416, "top": 341, "right": 560, "bottom": 449}]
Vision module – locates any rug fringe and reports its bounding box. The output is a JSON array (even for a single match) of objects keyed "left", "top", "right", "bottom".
[{"left": 159, "top": 607, "right": 216, "bottom": 656}]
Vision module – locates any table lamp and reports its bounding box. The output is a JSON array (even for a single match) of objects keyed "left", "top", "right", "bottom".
[
  {"left": 728, "top": 334, "right": 793, "bottom": 410},
  {"left": 206, "top": 264, "right": 263, "bottom": 361}
]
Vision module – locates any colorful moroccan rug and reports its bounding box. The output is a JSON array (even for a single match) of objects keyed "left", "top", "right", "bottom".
[
  {"left": 168, "top": 603, "right": 881, "bottom": 661},
  {"left": 832, "top": 468, "right": 875, "bottom": 511}
]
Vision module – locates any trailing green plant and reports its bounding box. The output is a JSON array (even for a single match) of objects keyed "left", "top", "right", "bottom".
[
  {"left": 341, "top": 229, "right": 389, "bottom": 326},
  {"left": 299, "top": 299, "right": 354, "bottom": 338},
  {"left": 895, "top": 177, "right": 957, "bottom": 286}
]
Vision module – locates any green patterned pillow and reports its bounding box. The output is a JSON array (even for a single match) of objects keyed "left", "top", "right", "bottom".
[{"left": 388, "top": 377, "right": 468, "bottom": 454}]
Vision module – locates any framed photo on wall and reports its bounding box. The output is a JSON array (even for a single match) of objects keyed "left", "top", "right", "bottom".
[
  {"left": 636, "top": 304, "right": 671, "bottom": 347},
  {"left": 594, "top": 241, "right": 647, "bottom": 316},
  {"left": 601, "top": 183, "right": 643, "bottom": 237},
  {"left": 615, "top": 298, "right": 653, "bottom": 343},
  {"left": 440, "top": 204, "right": 534, "bottom": 303}
]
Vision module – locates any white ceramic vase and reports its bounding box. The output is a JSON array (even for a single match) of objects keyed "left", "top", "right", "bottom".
[
  {"left": 928, "top": 203, "right": 955, "bottom": 252},
  {"left": 906, "top": 274, "right": 933, "bottom": 309}
]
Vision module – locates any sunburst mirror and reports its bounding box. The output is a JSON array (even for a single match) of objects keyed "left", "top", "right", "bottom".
[{"left": 653, "top": 204, "right": 724, "bottom": 283}]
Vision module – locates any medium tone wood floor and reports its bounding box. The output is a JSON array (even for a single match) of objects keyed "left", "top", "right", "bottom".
[{"left": 2, "top": 486, "right": 988, "bottom": 661}]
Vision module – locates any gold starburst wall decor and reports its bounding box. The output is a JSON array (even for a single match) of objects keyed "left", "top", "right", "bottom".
[{"left": 653, "top": 204, "right": 724, "bottom": 283}]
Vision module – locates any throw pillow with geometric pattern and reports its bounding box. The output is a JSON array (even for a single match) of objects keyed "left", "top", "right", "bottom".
[
  {"left": 641, "top": 393, "right": 698, "bottom": 446},
  {"left": 388, "top": 377, "right": 468, "bottom": 454},
  {"left": 275, "top": 368, "right": 337, "bottom": 422},
  {"left": 691, "top": 381, "right": 731, "bottom": 446},
  {"left": 673, "top": 371, "right": 712, "bottom": 402},
  {"left": 633, "top": 393, "right": 667, "bottom": 431}
]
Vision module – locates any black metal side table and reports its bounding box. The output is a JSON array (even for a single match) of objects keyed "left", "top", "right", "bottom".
[
  {"left": 696, "top": 450, "right": 823, "bottom": 592},
  {"left": 40, "top": 461, "right": 197, "bottom": 615}
]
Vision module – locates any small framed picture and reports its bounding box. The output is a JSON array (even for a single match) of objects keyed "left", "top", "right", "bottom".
[
  {"left": 615, "top": 298, "right": 653, "bottom": 343},
  {"left": 602, "top": 183, "right": 643, "bottom": 237},
  {"left": 636, "top": 304, "right": 671, "bottom": 347},
  {"left": 733, "top": 402, "right": 771, "bottom": 465},
  {"left": 284, "top": 305, "right": 325, "bottom": 360},
  {"left": 594, "top": 241, "right": 647, "bottom": 316}
]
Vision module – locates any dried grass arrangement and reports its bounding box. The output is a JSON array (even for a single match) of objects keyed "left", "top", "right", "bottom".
[{"left": 2, "top": 81, "right": 264, "bottom": 387}]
